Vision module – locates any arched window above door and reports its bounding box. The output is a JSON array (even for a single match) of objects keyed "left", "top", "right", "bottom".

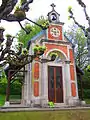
[{"left": 47, "top": 50, "right": 67, "bottom": 63}]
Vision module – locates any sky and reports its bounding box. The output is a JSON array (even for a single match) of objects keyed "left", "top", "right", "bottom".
[{"left": 0, "top": 0, "right": 90, "bottom": 36}]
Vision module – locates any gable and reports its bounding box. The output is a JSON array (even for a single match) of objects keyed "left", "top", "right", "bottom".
[
  {"left": 28, "top": 24, "right": 74, "bottom": 51},
  {"left": 30, "top": 30, "right": 46, "bottom": 43}
]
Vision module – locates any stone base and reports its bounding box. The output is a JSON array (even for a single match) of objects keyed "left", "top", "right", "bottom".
[
  {"left": 25, "top": 97, "right": 41, "bottom": 107},
  {"left": 21, "top": 99, "right": 31, "bottom": 106},
  {"left": 4, "top": 101, "right": 10, "bottom": 107},
  {"left": 40, "top": 97, "right": 48, "bottom": 107},
  {"left": 66, "top": 97, "right": 80, "bottom": 106}
]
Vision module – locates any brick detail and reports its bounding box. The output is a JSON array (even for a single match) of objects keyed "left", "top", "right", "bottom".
[
  {"left": 34, "top": 81, "right": 39, "bottom": 97},
  {"left": 34, "top": 63, "right": 39, "bottom": 79},
  {"left": 45, "top": 44, "right": 68, "bottom": 57},
  {"left": 70, "top": 65, "right": 75, "bottom": 80},
  {"left": 71, "top": 83, "right": 76, "bottom": 97}
]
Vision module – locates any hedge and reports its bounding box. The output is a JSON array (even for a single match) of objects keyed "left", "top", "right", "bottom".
[
  {"left": 0, "top": 83, "right": 22, "bottom": 95},
  {"left": 78, "top": 80, "right": 90, "bottom": 89},
  {"left": 83, "top": 89, "right": 90, "bottom": 98},
  {"left": 78, "top": 89, "right": 90, "bottom": 99}
]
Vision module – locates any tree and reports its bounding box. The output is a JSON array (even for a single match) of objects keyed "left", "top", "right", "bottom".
[
  {"left": 17, "top": 16, "right": 49, "bottom": 47},
  {"left": 66, "top": 24, "right": 90, "bottom": 89},
  {"left": 68, "top": 0, "right": 90, "bottom": 63},
  {"left": 0, "top": 0, "right": 54, "bottom": 104},
  {"left": 0, "top": 0, "right": 47, "bottom": 34},
  {"left": 65, "top": 24, "right": 88, "bottom": 69}
]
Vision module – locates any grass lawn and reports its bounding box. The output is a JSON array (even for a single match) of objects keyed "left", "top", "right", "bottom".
[{"left": 0, "top": 110, "right": 90, "bottom": 120}]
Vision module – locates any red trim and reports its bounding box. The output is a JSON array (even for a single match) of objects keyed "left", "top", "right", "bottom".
[{"left": 48, "top": 25, "right": 62, "bottom": 40}]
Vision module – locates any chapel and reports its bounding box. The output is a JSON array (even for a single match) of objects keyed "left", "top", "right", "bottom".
[{"left": 22, "top": 3, "right": 79, "bottom": 107}]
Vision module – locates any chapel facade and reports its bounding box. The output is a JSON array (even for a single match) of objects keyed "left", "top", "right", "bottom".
[{"left": 22, "top": 4, "right": 79, "bottom": 107}]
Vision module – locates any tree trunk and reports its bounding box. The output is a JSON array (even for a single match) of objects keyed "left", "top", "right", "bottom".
[
  {"left": 79, "top": 74, "right": 83, "bottom": 100},
  {"left": 6, "top": 71, "right": 11, "bottom": 101}
]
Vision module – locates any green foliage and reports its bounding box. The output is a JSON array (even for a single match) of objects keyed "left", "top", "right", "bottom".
[
  {"left": 25, "top": 23, "right": 32, "bottom": 31},
  {"left": 83, "top": 69, "right": 90, "bottom": 81},
  {"left": 68, "top": 6, "right": 73, "bottom": 20},
  {"left": 78, "top": 78, "right": 90, "bottom": 90},
  {"left": 17, "top": 42, "right": 24, "bottom": 48},
  {"left": 5, "top": 34, "right": 12, "bottom": 38},
  {"left": 0, "top": 95, "right": 21, "bottom": 106},
  {"left": 68, "top": 6, "right": 72, "bottom": 12},
  {"left": 0, "top": 83, "right": 7, "bottom": 94},
  {"left": 33, "top": 46, "right": 39, "bottom": 52},
  {"left": 0, "top": 26, "right": 5, "bottom": 31},
  {"left": 83, "top": 89, "right": 90, "bottom": 98},
  {"left": 38, "top": 46, "right": 46, "bottom": 51},
  {"left": 14, "top": 3, "right": 26, "bottom": 19},
  {"left": 50, "top": 52, "right": 58, "bottom": 57},
  {"left": 14, "top": 5, "right": 20, "bottom": 11},
  {"left": 68, "top": 16, "right": 71, "bottom": 20},
  {"left": 78, "top": 78, "right": 90, "bottom": 99},
  {"left": 85, "top": 99, "right": 90, "bottom": 104},
  {"left": 42, "top": 20, "right": 49, "bottom": 29},
  {"left": 0, "top": 69, "right": 22, "bottom": 96},
  {"left": 14, "top": 10, "right": 26, "bottom": 19},
  {"left": 10, "top": 95, "right": 21, "bottom": 99},
  {"left": 0, "top": 82, "right": 21, "bottom": 95},
  {"left": 50, "top": 52, "right": 58, "bottom": 61},
  {"left": 48, "top": 101, "right": 54, "bottom": 108},
  {"left": 78, "top": 89, "right": 90, "bottom": 99},
  {"left": 0, "top": 95, "right": 5, "bottom": 106},
  {"left": 17, "top": 16, "right": 49, "bottom": 47},
  {"left": 0, "top": 70, "right": 7, "bottom": 83},
  {"left": 22, "top": 48, "right": 28, "bottom": 55},
  {"left": 20, "top": 0, "right": 27, "bottom": 5},
  {"left": 10, "top": 82, "right": 22, "bottom": 95},
  {"left": 33, "top": 45, "right": 46, "bottom": 55},
  {"left": 86, "top": 65, "right": 90, "bottom": 72},
  {"left": 66, "top": 25, "right": 87, "bottom": 69}
]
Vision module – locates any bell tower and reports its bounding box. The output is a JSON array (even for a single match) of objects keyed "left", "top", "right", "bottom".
[
  {"left": 47, "top": 3, "right": 64, "bottom": 41},
  {"left": 47, "top": 3, "right": 60, "bottom": 23}
]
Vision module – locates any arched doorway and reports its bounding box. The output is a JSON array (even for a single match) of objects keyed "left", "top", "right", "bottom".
[{"left": 47, "top": 50, "right": 66, "bottom": 103}]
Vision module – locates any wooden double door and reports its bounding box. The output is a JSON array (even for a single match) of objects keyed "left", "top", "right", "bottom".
[{"left": 48, "top": 66, "right": 63, "bottom": 103}]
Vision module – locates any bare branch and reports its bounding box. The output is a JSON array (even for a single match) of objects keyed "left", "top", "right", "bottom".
[
  {"left": 26, "top": 17, "right": 44, "bottom": 29},
  {"left": 76, "top": 0, "right": 90, "bottom": 27},
  {"left": 68, "top": 8, "right": 85, "bottom": 32},
  {"left": 18, "top": 21, "right": 30, "bottom": 34},
  {"left": 20, "top": 0, "right": 33, "bottom": 11},
  {"left": 0, "top": 0, "right": 18, "bottom": 20},
  {"left": 0, "top": 0, "right": 33, "bottom": 22},
  {"left": 76, "top": 0, "right": 86, "bottom": 7},
  {"left": 2, "top": 14, "right": 22, "bottom": 21},
  {"left": 72, "top": 17, "right": 85, "bottom": 31}
]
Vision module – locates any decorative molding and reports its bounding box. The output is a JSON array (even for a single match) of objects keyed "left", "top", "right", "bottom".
[{"left": 40, "top": 39, "right": 71, "bottom": 45}]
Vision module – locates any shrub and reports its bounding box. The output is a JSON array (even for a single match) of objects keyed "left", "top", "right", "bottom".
[
  {"left": 0, "top": 82, "right": 22, "bottom": 95},
  {"left": 83, "top": 89, "right": 90, "bottom": 98},
  {"left": 0, "top": 83, "right": 7, "bottom": 94}
]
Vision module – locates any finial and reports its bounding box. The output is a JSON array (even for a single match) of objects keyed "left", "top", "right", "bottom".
[{"left": 51, "top": 3, "right": 56, "bottom": 10}]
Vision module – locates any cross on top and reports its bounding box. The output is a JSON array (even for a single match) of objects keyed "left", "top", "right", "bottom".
[{"left": 51, "top": 3, "right": 56, "bottom": 10}]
